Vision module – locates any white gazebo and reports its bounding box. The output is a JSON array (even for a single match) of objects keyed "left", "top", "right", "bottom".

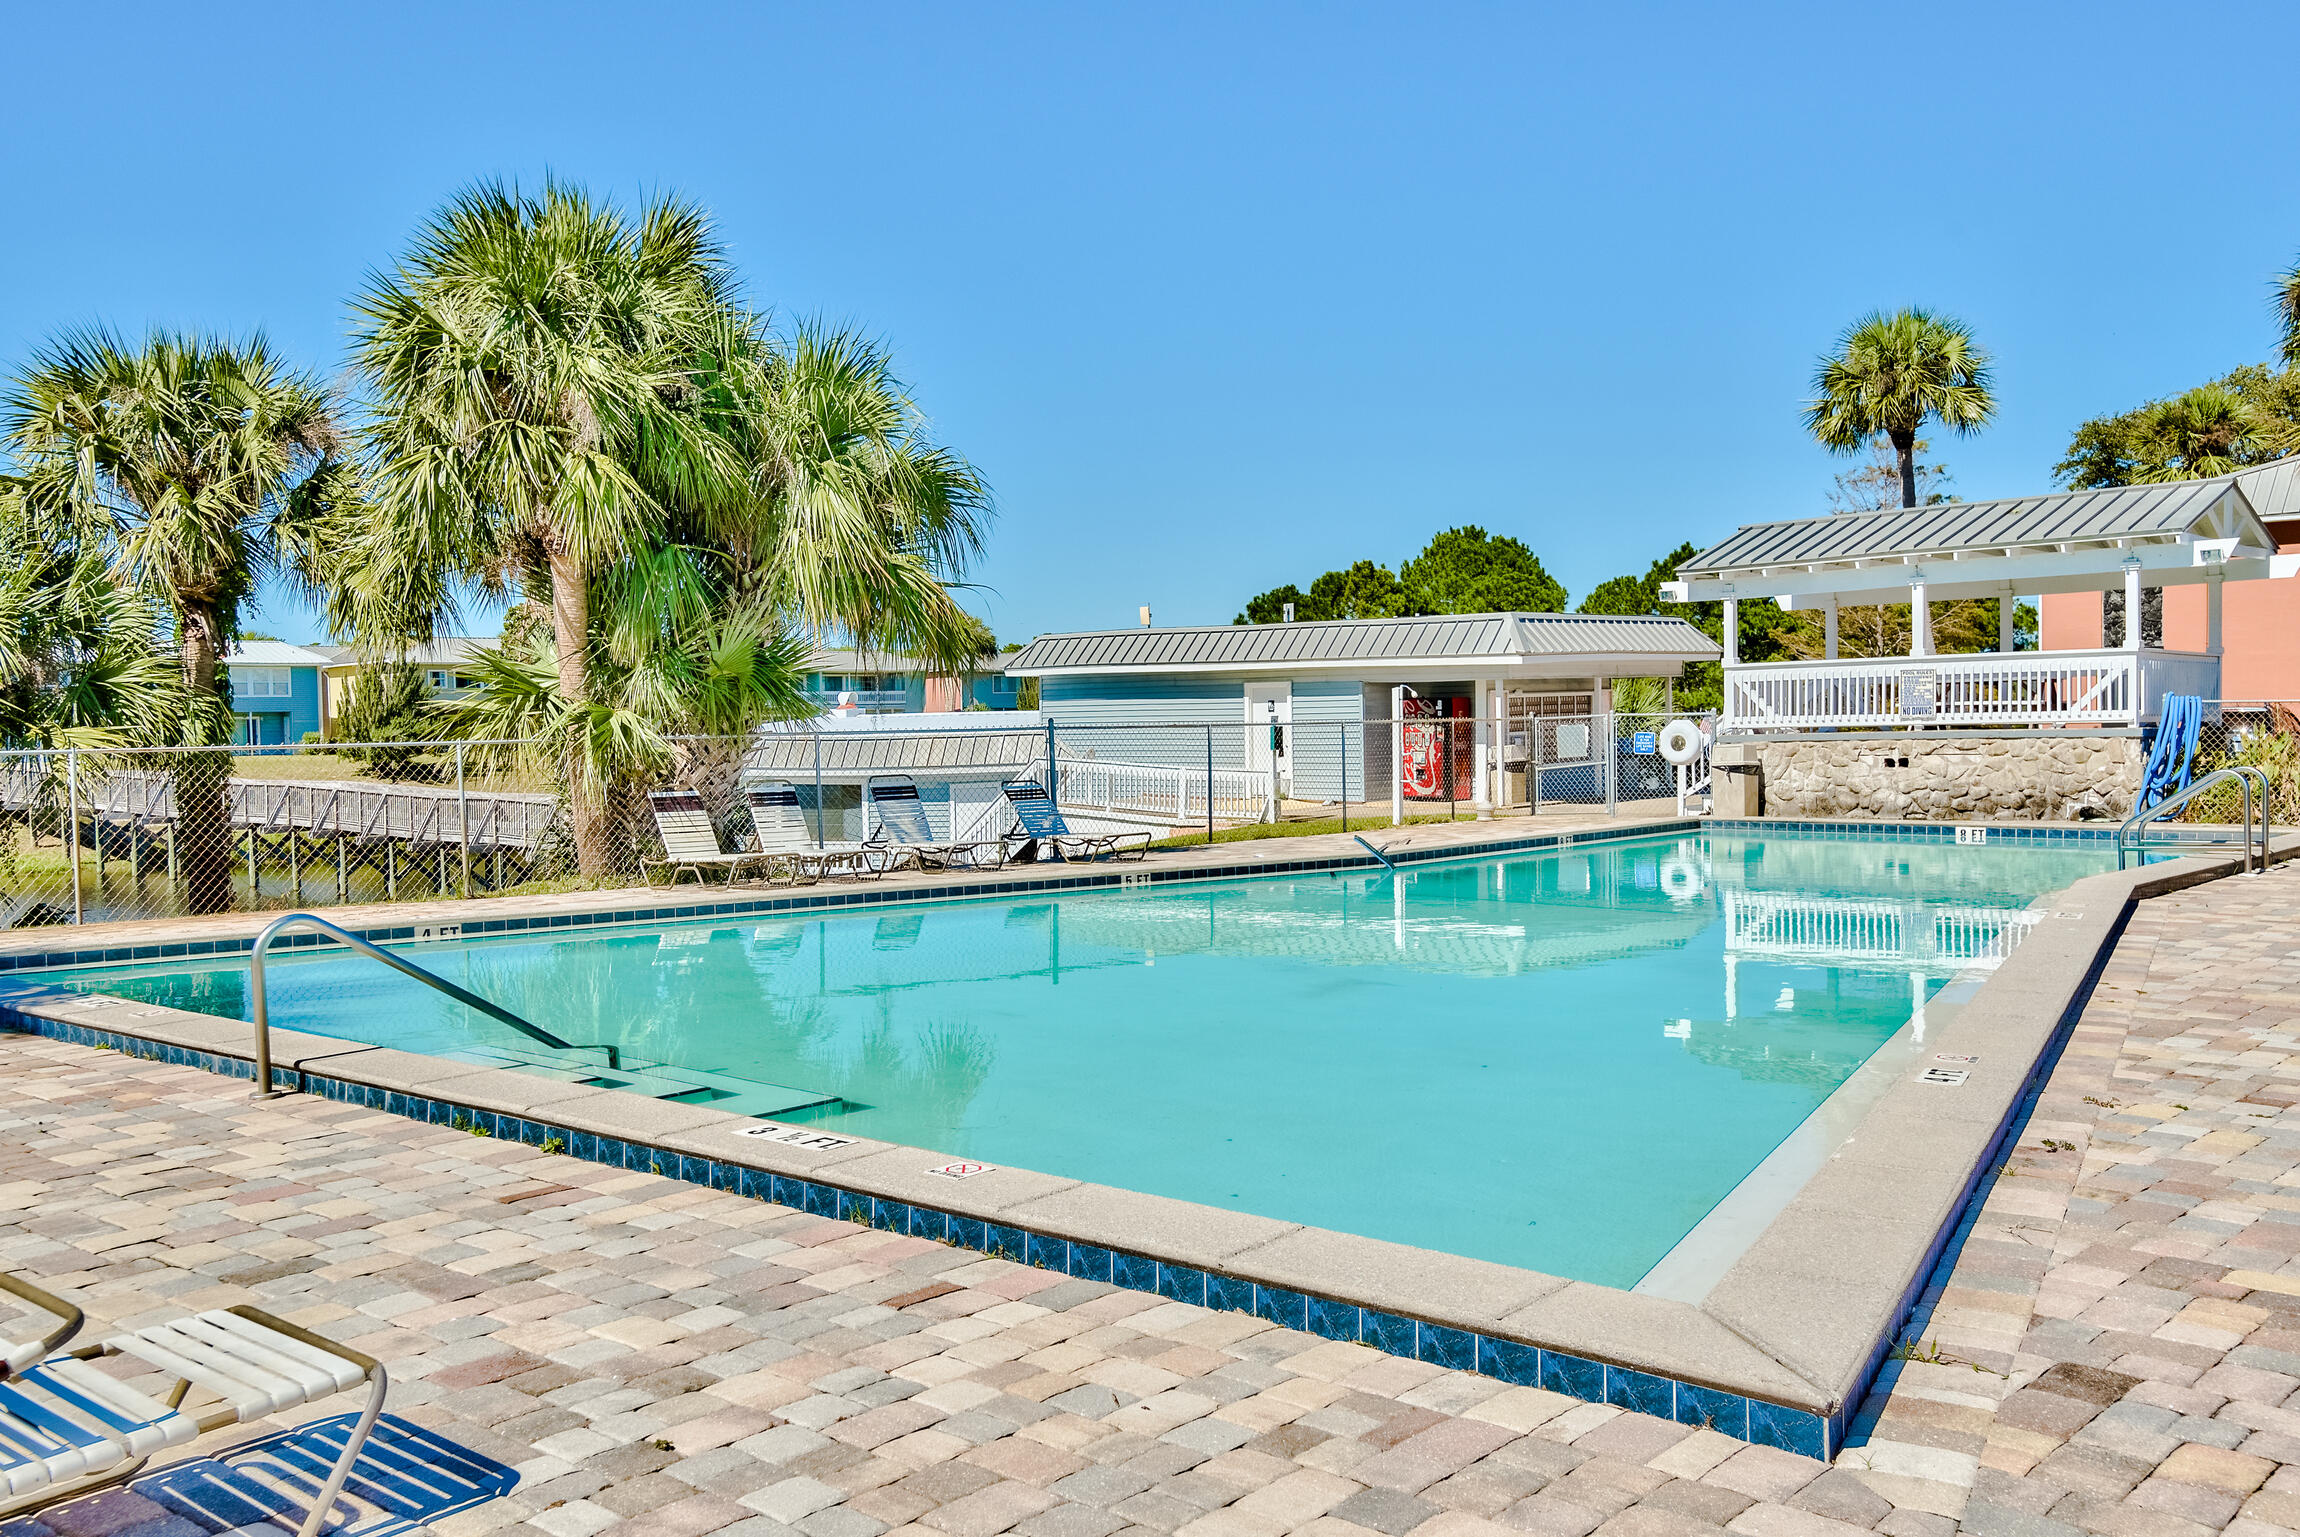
[{"left": 1663, "top": 465, "right": 2289, "bottom": 732}]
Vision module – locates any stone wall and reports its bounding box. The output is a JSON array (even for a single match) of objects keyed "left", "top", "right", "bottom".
[{"left": 1715, "top": 734, "right": 2143, "bottom": 822}]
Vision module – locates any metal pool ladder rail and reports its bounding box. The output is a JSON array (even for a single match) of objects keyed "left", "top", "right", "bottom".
[
  {"left": 1353, "top": 835, "right": 1397, "bottom": 869},
  {"left": 249, "top": 910, "right": 619, "bottom": 1100},
  {"left": 2115, "top": 767, "right": 2273, "bottom": 874}
]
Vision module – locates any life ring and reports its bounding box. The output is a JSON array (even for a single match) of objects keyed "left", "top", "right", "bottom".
[
  {"left": 1657, "top": 718, "right": 1704, "bottom": 766},
  {"left": 1660, "top": 857, "right": 1703, "bottom": 900}
]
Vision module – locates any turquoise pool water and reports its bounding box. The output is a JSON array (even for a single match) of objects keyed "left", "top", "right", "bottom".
[{"left": 60, "top": 832, "right": 2113, "bottom": 1287}]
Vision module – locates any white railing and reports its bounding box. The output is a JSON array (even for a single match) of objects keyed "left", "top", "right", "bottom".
[
  {"left": 1724, "top": 889, "right": 2040, "bottom": 972},
  {"left": 1724, "top": 648, "right": 2219, "bottom": 731},
  {"left": 1053, "top": 757, "right": 1267, "bottom": 825},
  {"left": 805, "top": 689, "right": 910, "bottom": 711}
]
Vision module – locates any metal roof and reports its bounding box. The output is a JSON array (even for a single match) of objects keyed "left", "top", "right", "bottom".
[
  {"left": 223, "top": 641, "right": 338, "bottom": 667},
  {"left": 1005, "top": 613, "right": 1717, "bottom": 674},
  {"left": 2236, "top": 456, "right": 2300, "bottom": 522},
  {"left": 741, "top": 727, "right": 1043, "bottom": 780},
  {"left": 1680, "top": 478, "right": 2261, "bottom": 579}
]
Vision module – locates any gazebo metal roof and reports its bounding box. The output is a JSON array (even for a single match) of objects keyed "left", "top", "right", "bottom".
[{"left": 1668, "top": 456, "right": 2298, "bottom": 605}]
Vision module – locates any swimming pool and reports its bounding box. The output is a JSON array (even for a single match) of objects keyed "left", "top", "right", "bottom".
[{"left": 60, "top": 831, "right": 2114, "bottom": 1288}]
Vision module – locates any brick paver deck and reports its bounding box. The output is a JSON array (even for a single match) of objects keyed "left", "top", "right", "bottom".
[{"left": 4, "top": 861, "right": 2297, "bottom": 1537}]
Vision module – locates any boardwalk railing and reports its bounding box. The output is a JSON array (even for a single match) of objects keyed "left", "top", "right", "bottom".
[{"left": 0, "top": 763, "right": 559, "bottom": 850}]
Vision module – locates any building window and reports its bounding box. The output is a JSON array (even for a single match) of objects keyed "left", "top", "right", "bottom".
[
  {"left": 428, "top": 670, "right": 450, "bottom": 690},
  {"left": 235, "top": 667, "right": 291, "bottom": 698},
  {"left": 991, "top": 676, "right": 1017, "bottom": 695}
]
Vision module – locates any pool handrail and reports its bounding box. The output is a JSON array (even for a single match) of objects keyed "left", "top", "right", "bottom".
[
  {"left": 248, "top": 911, "right": 618, "bottom": 1100},
  {"left": 1352, "top": 835, "right": 1398, "bottom": 870},
  {"left": 2114, "top": 767, "right": 2267, "bottom": 874}
]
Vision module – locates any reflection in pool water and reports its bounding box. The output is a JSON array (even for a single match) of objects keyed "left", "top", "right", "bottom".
[{"left": 65, "top": 832, "right": 2111, "bottom": 1286}]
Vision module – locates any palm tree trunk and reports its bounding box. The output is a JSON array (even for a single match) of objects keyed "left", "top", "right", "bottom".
[
  {"left": 175, "top": 603, "right": 236, "bottom": 914},
  {"left": 548, "top": 541, "right": 612, "bottom": 878},
  {"left": 1892, "top": 431, "right": 1918, "bottom": 509}
]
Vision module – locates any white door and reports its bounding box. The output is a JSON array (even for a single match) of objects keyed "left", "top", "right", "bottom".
[{"left": 1244, "top": 684, "right": 1293, "bottom": 794}]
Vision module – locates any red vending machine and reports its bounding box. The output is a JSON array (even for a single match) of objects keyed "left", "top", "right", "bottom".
[{"left": 1400, "top": 697, "right": 1474, "bottom": 800}]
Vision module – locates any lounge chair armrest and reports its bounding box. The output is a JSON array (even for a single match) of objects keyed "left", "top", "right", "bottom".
[
  {"left": 225, "top": 1305, "right": 385, "bottom": 1377},
  {"left": 0, "top": 1271, "right": 84, "bottom": 1378}
]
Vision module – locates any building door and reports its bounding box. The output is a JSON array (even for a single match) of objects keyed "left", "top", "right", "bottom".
[{"left": 1244, "top": 683, "right": 1292, "bottom": 794}]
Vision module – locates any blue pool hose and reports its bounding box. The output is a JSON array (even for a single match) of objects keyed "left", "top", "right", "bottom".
[{"left": 2137, "top": 694, "right": 2202, "bottom": 811}]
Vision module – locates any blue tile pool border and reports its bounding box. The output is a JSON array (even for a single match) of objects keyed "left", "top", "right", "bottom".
[
  {"left": 0, "top": 814, "right": 2138, "bottom": 979},
  {"left": 0, "top": 1000, "right": 1840, "bottom": 1460}
]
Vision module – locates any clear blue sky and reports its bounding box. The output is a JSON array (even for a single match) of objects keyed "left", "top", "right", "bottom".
[{"left": 6, "top": 2, "right": 2297, "bottom": 646}]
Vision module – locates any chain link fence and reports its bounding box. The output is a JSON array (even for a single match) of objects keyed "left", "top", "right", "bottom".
[
  {"left": 2183, "top": 702, "right": 2300, "bottom": 825},
  {"left": 0, "top": 710, "right": 1737, "bottom": 931}
]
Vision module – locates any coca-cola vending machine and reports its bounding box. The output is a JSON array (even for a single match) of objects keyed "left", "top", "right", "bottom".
[{"left": 1400, "top": 696, "right": 1473, "bottom": 800}]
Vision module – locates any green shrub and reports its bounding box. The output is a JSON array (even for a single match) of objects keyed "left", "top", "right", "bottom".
[{"left": 329, "top": 660, "right": 443, "bottom": 781}]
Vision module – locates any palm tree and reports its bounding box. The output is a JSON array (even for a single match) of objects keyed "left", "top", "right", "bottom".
[
  {"left": 730, "top": 324, "right": 991, "bottom": 662},
  {"left": 1804, "top": 308, "right": 1996, "bottom": 508},
  {"left": 3, "top": 330, "right": 349, "bottom": 911},
  {"left": 2279, "top": 255, "right": 2300, "bottom": 368},
  {"left": 0, "top": 480, "right": 187, "bottom": 748},
  {"left": 350, "top": 179, "right": 757, "bottom": 874},
  {"left": 353, "top": 181, "right": 992, "bottom": 877},
  {"left": 2131, "top": 384, "right": 2261, "bottom": 482}
]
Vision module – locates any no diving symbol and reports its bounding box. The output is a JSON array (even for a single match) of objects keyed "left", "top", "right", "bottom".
[{"left": 926, "top": 1161, "right": 994, "bottom": 1180}]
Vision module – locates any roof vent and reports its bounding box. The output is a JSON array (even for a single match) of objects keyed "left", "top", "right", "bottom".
[
  {"left": 1139, "top": 606, "right": 1153, "bottom": 628},
  {"left": 1282, "top": 602, "right": 1295, "bottom": 623}
]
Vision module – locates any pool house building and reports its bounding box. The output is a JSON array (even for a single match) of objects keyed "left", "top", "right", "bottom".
[{"left": 1003, "top": 612, "right": 1718, "bottom": 809}]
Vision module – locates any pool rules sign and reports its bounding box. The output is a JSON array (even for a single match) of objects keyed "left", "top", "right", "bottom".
[{"left": 1898, "top": 667, "right": 1939, "bottom": 719}]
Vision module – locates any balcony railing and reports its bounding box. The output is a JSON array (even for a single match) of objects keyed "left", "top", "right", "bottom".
[
  {"left": 1723, "top": 647, "right": 2220, "bottom": 732},
  {"left": 805, "top": 689, "right": 911, "bottom": 712}
]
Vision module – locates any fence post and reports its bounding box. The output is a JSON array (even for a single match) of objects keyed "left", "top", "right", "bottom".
[
  {"left": 65, "top": 749, "right": 83, "bottom": 924},
  {"left": 1205, "top": 726, "right": 1215, "bottom": 846},
  {"left": 812, "top": 732, "right": 825, "bottom": 850},
  {"left": 1045, "top": 719, "right": 1059, "bottom": 817},
  {"left": 1605, "top": 710, "right": 1618, "bottom": 818},
  {"left": 455, "top": 742, "right": 471, "bottom": 899},
  {"left": 1340, "top": 721, "right": 1349, "bottom": 834}
]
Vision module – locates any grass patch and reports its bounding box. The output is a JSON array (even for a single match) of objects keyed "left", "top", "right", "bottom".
[{"left": 1150, "top": 812, "right": 1478, "bottom": 849}]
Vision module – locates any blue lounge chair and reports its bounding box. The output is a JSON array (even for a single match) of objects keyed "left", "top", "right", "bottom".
[
  {"left": 1001, "top": 779, "right": 1151, "bottom": 862},
  {"left": 0, "top": 1271, "right": 387, "bottom": 1537},
  {"left": 864, "top": 777, "right": 1006, "bottom": 870}
]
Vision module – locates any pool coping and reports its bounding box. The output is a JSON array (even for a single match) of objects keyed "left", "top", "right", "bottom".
[{"left": 2, "top": 816, "right": 2280, "bottom": 1465}]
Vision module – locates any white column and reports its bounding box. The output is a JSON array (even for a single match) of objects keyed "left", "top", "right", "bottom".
[
  {"left": 1472, "top": 678, "right": 1493, "bottom": 820},
  {"left": 1389, "top": 685, "right": 1405, "bottom": 826},
  {"left": 1722, "top": 598, "right": 1740, "bottom": 665},
  {"left": 1492, "top": 684, "right": 1508, "bottom": 812},
  {"left": 1909, "top": 580, "right": 1932, "bottom": 657},
  {"left": 1824, "top": 597, "right": 1839, "bottom": 660},
  {"left": 2123, "top": 562, "right": 2143, "bottom": 649},
  {"left": 2207, "top": 565, "right": 2225, "bottom": 656},
  {"left": 1999, "top": 589, "right": 2015, "bottom": 652}
]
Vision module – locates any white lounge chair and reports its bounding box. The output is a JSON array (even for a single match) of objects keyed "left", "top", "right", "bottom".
[
  {"left": 641, "top": 790, "right": 775, "bottom": 887},
  {"left": 0, "top": 1272, "right": 387, "bottom": 1537},
  {"left": 865, "top": 777, "right": 1007, "bottom": 870},
  {"left": 743, "top": 783, "right": 896, "bottom": 881}
]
